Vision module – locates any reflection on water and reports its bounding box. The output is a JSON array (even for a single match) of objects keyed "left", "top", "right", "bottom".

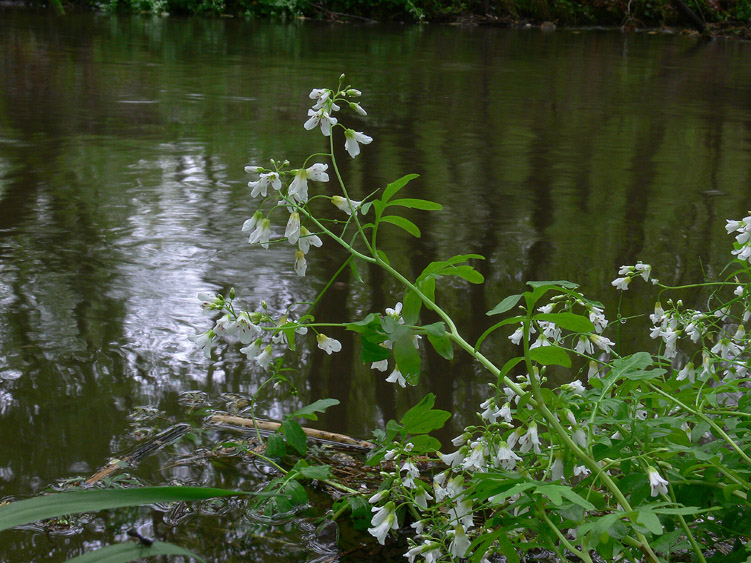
[{"left": 1, "top": 10, "right": 751, "bottom": 560}]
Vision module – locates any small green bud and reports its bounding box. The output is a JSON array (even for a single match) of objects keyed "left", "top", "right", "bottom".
[{"left": 229, "top": 287, "right": 235, "bottom": 300}]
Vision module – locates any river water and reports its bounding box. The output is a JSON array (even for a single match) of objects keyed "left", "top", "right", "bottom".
[{"left": 1, "top": 10, "right": 750, "bottom": 561}]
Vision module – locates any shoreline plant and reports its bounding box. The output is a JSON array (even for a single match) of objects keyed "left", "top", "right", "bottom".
[
  {"left": 1, "top": 76, "right": 749, "bottom": 563},
  {"left": 187, "top": 76, "right": 751, "bottom": 562}
]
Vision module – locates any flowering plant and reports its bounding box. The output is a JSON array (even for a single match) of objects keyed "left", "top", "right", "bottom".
[{"left": 191, "top": 77, "right": 751, "bottom": 562}]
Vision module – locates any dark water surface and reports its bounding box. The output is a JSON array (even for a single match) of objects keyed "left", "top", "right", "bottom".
[{"left": 1, "top": 11, "right": 751, "bottom": 560}]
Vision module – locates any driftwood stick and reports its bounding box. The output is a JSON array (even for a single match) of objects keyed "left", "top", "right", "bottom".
[
  {"left": 86, "top": 424, "right": 191, "bottom": 485},
  {"left": 209, "top": 414, "right": 374, "bottom": 450}
]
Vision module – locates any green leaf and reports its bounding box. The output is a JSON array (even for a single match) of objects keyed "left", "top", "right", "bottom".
[
  {"left": 533, "top": 312, "right": 595, "bottom": 333},
  {"left": 347, "top": 496, "right": 371, "bottom": 531},
  {"left": 360, "top": 334, "right": 391, "bottom": 364},
  {"left": 419, "top": 276, "right": 436, "bottom": 302},
  {"left": 0, "top": 487, "right": 248, "bottom": 532},
  {"left": 442, "top": 265, "right": 484, "bottom": 284},
  {"left": 400, "top": 394, "right": 451, "bottom": 434},
  {"left": 392, "top": 328, "right": 421, "bottom": 384},
  {"left": 499, "top": 356, "right": 525, "bottom": 379},
  {"left": 528, "top": 345, "right": 571, "bottom": 368},
  {"left": 265, "top": 433, "right": 287, "bottom": 458},
  {"left": 406, "top": 434, "right": 442, "bottom": 453},
  {"left": 427, "top": 333, "right": 453, "bottom": 359},
  {"left": 299, "top": 464, "right": 332, "bottom": 481},
  {"left": 345, "top": 313, "right": 380, "bottom": 333},
  {"left": 423, "top": 322, "right": 446, "bottom": 337},
  {"left": 416, "top": 254, "right": 484, "bottom": 283},
  {"left": 385, "top": 198, "right": 442, "bottom": 210},
  {"left": 281, "top": 419, "right": 307, "bottom": 456},
  {"left": 380, "top": 215, "right": 421, "bottom": 238},
  {"left": 636, "top": 510, "right": 663, "bottom": 535},
  {"left": 487, "top": 294, "right": 523, "bottom": 316},
  {"left": 382, "top": 173, "right": 419, "bottom": 203},
  {"left": 65, "top": 541, "right": 206, "bottom": 563},
  {"left": 535, "top": 485, "right": 595, "bottom": 510},
  {"left": 375, "top": 249, "right": 390, "bottom": 265},
  {"left": 610, "top": 352, "right": 653, "bottom": 379},
  {"left": 283, "top": 480, "right": 308, "bottom": 506},
  {"left": 349, "top": 258, "right": 364, "bottom": 283},
  {"left": 403, "top": 289, "right": 422, "bottom": 325},
  {"left": 289, "top": 398, "right": 340, "bottom": 421},
  {"left": 526, "top": 280, "right": 580, "bottom": 289}
]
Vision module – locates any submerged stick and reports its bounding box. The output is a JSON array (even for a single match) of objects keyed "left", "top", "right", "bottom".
[
  {"left": 209, "top": 415, "right": 374, "bottom": 449},
  {"left": 86, "top": 424, "right": 191, "bottom": 485}
]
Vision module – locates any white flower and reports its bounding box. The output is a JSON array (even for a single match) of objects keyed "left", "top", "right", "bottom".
[
  {"left": 440, "top": 446, "right": 468, "bottom": 469},
  {"left": 676, "top": 362, "right": 695, "bottom": 383},
  {"left": 241, "top": 211, "right": 264, "bottom": 237},
  {"left": 288, "top": 163, "right": 329, "bottom": 204},
  {"left": 331, "top": 195, "right": 363, "bottom": 216},
  {"left": 462, "top": 442, "right": 487, "bottom": 472},
  {"left": 449, "top": 525, "right": 471, "bottom": 558},
  {"left": 574, "top": 335, "right": 594, "bottom": 355},
  {"left": 298, "top": 226, "right": 323, "bottom": 254},
  {"left": 349, "top": 101, "right": 367, "bottom": 115},
  {"left": 247, "top": 218, "right": 272, "bottom": 248},
  {"left": 308, "top": 88, "right": 335, "bottom": 110},
  {"left": 634, "top": 262, "right": 652, "bottom": 281},
  {"left": 590, "top": 334, "right": 614, "bottom": 354},
  {"left": 414, "top": 489, "right": 433, "bottom": 510},
  {"left": 198, "top": 292, "right": 223, "bottom": 315},
  {"left": 343, "top": 129, "right": 373, "bottom": 158},
  {"left": 248, "top": 171, "right": 282, "bottom": 198},
  {"left": 551, "top": 454, "right": 564, "bottom": 481},
  {"left": 386, "top": 368, "right": 407, "bottom": 387},
  {"left": 371, "top": 359, "right": 389, "bottom": 372},
  {"left": 368, "top": 502, "right": 398, "bottom": 545},
  {"left": 518, "top": 423, "right": 541, "bottom": 454},
  {"left": 294, "top": 249, "right": 307, "bottom": 277},
  {"left": 240, "top": 338, "right": 263, "bottom": 359},
  {"left": 316, "top": 334, "right": 342, "bottom": 354},
  {"left": 235, "top": 311, "right": 260, "bottom": 344},
  {"left": 495, "top": 441, "right": 521, "bottom": 470},
  {"left": 711, "top": 337, "right": 741, "bottom": 360},
  {"left": 509, "top": 326, "right": 524, "bottom": 345},
  {"left": 480, "top": 398, "right": 501, "bottom": 423},
  {"left": 255, "top": 345, "right": 273, "bottom": 369},
  {"left": 304, "top": 108, "right": 338, "bottom": 136},
  {"left": 189, "top": 330, "right": 214, "bottom": 359},
  {"left": 574, "top": 465, "right": 591, "bottom": 478},
  {"left": 213, "top": 313, "right": 239, "bottom": 337},
  {"left": 285, "top": 212, "right": 301, "bottom": 244},
  {"left": 648, "top": 467, "right": 669, "bottom": 496},
  {"left": 369, "top": 490, "right": 387, "bottom": 504},
  {"left": 566, "top": 380, "right": 586, "bottom": 395},
  {"left": 611, "top": 276, "right": 631, "bottom": 291},
  {"left": 649, "top": 302, "right": 664, "bottom": 325},
  {"left": 385, "top": 302, "right": 403, "bottom": 320}
]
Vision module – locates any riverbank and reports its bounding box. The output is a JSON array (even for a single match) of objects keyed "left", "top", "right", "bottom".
[{"left": 12, "top": 0, "right": 751, "bottom": 40}]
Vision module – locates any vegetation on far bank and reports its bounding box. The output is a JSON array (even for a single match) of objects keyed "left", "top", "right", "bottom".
[{"left": 25, "top": 0, "right": 751, "bottom": 36}]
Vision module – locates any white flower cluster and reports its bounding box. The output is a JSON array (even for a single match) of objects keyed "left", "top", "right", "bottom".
[
  {"left": 241, "top": 79, "right": 372, "bottom": 278},
  {"left": 727, "top": 213, "right": 751, "bottom": 263},
  {"left": 188, "top": 292, "right": 342, "bottom": 365},
  {"left": 611, "top": 261, "right": 653, "bottom": 290},
  {"left": 508, "top": 299, "right": 613, "bottom": 357}
]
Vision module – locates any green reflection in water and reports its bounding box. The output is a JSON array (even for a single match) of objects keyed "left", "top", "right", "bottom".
[{"left": 1, "top": 11, "right": 751, "bottom": 561}]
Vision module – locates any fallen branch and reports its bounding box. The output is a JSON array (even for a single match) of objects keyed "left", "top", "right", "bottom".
[{"left": 209, "top": 414, "right": 374, "bottom": 450}]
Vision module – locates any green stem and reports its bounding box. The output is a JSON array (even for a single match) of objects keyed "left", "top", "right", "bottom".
[
  {"left": 669, "top": 483, "right": 707, "bottom": 563},
  {"left": 538, "top": 504, "right": 593, "bottom": 563},
  {"left": 305, "top": 256, "right": 352, "bottom": 317}
]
